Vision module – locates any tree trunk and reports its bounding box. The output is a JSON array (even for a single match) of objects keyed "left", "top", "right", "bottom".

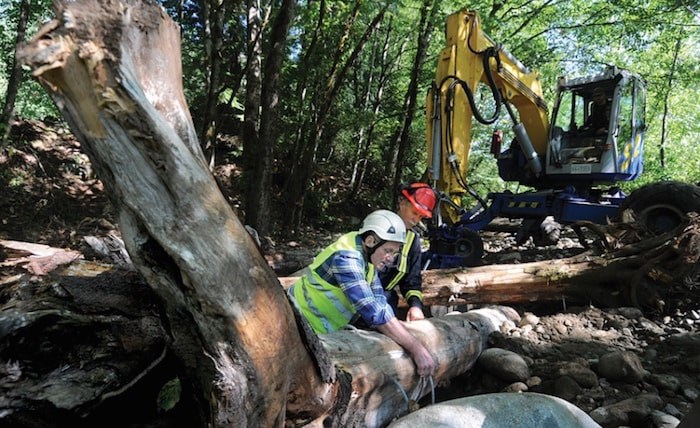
[
  {"left": 1, "top": 0, "right": 31, "bottom": 145},
  {"left": 660, "top": 38, "right": 682, "bottom": 169},
  {"left": 386, "top": 0, "right": 438, "bottom": 191},
  {"left": 17, "top": 1, "right": 320, "bottom": 425},
  {"left": 242, "top": 0, "right": 263, "bottom": 226},
  {"left": 199, "top": 0, "right": 227, "bottom": 168},
  {"left": 245, "top": 0, "right": 296, "bottom": 238},
  {"left": 293, "top": 306, "right": 520, "bottom": 426}
]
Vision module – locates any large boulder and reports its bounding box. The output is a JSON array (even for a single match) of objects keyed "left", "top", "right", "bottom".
[{"left": 388, "top": 392, "right": 600, "bottom": 428}]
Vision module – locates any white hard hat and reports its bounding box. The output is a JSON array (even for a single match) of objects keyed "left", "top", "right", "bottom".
[{"left": 358, "top": 210, "right": 406, "bottom": 244}]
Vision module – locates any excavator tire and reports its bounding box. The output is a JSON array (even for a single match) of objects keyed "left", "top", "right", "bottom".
[
  {"left": 455, "top": 228, "right": 484, "bottom": 266},
  {"left": 618, "top": 181, "right": 700, "bottom": 235}
]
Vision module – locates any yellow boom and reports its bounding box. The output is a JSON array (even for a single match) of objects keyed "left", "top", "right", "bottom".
[{"left": 426, "top": 10, "right": 550, "bottom": 223}]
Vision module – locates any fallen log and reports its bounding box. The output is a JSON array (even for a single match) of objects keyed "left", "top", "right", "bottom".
[
  {"left": 299, "top": 306, "right": 520, "bottom": 426},
  {"left": 281, "top": 215, "right": 700, "bottom": 310},
  {"left": 421, "top": 217, "right": 700, "bottom": 310}
]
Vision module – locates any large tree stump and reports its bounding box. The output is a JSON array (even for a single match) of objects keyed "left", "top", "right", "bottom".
[{"left": 17, "top": 1, "right": 320, "bottom": 426}]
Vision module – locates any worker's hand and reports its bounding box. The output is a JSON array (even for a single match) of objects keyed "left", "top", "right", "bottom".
[
  {"left": 406, "top": 306, "right": 425, "bottom": 322},
  {"left": 411, "top": 345, "right": 436, "bottom": 377}
]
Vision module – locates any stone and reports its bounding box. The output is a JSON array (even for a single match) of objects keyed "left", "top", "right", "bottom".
[
  {"left": 648, "top": 374, "right": 681, "bottom": 392},
  {"left": 590, "top": 393, "right": 663, "bottom": 427},
  {"left": 556, "top": 362, "right": 599, "bottom": 388},
  {"left": 597, "top": 351, "right": 647, "bottom": 383},
  {"left": 388, "top": 392, "right": 601, "bottom": 428},
  {"left": 478, "top": 348, "right": 530, "bottom": 383}
]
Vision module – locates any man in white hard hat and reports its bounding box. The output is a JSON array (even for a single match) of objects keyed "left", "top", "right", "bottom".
[{"left": 288, "top": 209, "right": 436, "bottom": 377}]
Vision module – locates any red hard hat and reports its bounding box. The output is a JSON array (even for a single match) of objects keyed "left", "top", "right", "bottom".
[{"left": 401, "top": 183, "right": 437, "bottom": 218}]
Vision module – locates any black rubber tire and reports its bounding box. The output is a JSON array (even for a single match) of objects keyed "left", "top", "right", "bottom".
[
  {"left": 455, "top": 228, "right": 484, "bottom": 266},
  {"left": 618, "top": 181, "right": 700, "bottom": 234}
]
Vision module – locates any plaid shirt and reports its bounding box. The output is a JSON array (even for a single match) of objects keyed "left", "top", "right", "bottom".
[{"left": 310, "top": 239, "right": 395, "bottom": 329}]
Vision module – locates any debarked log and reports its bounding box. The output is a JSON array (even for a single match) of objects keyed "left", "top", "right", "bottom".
[{"left": 295, "top": 306, "right": 520, "bottom": 427}]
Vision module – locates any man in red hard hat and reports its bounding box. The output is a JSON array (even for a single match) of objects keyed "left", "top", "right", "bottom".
[{"left": 379, "top": 182, "right": 438, "bottom": 321}]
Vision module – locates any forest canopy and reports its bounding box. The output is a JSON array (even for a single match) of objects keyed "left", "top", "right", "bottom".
[{"left": 2, "top": 0, "right": 700, "bottom": 238}]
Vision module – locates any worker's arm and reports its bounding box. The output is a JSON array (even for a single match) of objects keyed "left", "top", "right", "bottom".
[
  {"left": 376, "top": 318, "right": 435, "bottom": 377},
  {"left": 335, "top": 254, "right": 434, "bottom": 375}
]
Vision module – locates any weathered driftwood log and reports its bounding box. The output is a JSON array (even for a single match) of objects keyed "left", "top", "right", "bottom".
[
  {"left": 297, "top": 306, "right": 520, "bottom": 427},
  {"left": 418, "top": 217, "right": 700, "bottom": 310},
  {"left": 17, "top": 1, "right": 320, "bottom": 426},
  {"left": 12, "top": 1, "right": 518, "bottom": 427}
]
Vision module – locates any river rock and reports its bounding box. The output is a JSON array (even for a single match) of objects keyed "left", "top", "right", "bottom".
[
  {"left": 388, "top": 392, "right": 601, "bottom": 428},
  {"left": 477, "top": 348, "right": 530, "bottom": 382},
  {"left": 597, "top": 351, "right": 647, "bottom": 383}
]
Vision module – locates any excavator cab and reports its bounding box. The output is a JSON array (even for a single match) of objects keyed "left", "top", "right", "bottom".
[{"left": 545, "top": 67, "right": 646, "bottom": 187}]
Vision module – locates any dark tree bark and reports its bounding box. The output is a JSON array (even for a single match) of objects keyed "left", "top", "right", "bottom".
[
  {"left": 386, "top": 0, "right": 439, "bottom": 193},
  {"left": 244, "top": 0, "right": 296, "bottom": 238},
  {"left": 241, "top": 0, "right": 263, "bottom": 225},
  {"left": 660, "top": 37, "right": 682, "bottom": 169},
  {"left": 1, "top": 0, "right": 31, "bottom": 145},
  {"left": 199, "top": 0, "right": 228, "bottom": 167}
]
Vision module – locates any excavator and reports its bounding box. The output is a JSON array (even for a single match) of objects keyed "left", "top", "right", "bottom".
[{"left": 423, "top": 9, "right": 700, "bottom": 269}]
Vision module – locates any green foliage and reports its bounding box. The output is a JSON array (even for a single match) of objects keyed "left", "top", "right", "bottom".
[
  {"left": 1, "top": 0, "right": 59, "bottom": 121},
  {"left": 4, "top": 0, "right": 700, "bottom": 234},
  {"left": 156, "top": 377, "right": 182, "bottom": 413},
  {"left": 13, "top": 79, "right": 58, "bottom": 119}
]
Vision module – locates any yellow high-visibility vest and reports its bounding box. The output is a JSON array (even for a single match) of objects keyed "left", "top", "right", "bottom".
[{"left": 289, "top": 232, "right": 375, "bottom": 333}]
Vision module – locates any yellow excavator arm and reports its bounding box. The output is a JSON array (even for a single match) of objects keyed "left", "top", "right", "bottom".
[{"left": 426, "top": 10, "right": 550, "bottom": 223}]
